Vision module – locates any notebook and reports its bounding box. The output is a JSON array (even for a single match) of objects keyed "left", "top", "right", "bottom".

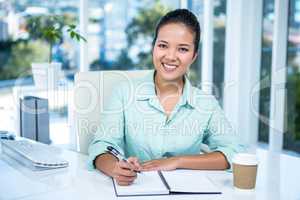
[{"left": 112, "top": 169, "right": 221, "bottom": 197}]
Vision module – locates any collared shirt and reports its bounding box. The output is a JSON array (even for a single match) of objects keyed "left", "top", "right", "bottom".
[{"left": 87, "top": 70, "right": 245, "bottom": 170}]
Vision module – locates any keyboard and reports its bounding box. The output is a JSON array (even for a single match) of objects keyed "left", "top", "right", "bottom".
[{"left": 1, "top": 139, "right": 69, "bottom": 170}]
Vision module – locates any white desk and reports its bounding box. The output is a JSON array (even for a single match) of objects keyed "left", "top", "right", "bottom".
[{"left": 0, "top": 145, "right": 300, "bottom": 200}]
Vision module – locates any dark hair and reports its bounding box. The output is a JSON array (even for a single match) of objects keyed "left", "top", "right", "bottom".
[{"left": 152, "top": 9, "right": 201, "bottom": 53}]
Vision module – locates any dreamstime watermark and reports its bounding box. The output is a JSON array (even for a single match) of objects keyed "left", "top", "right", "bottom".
[
  {"left": 12, "top": 68, "right": 289, "bottom": 136},
  {"left": 76, "top": 117, "right": 236, "bottom": 139},
  {"left": 250, "top": 66, "right": 288, "bottom": 134},
  {"left": 72, "top": 72, "right": 227, "bottom": 116}
]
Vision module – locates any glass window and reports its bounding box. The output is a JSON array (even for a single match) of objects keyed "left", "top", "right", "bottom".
[
  {"left": 0, "top": 0, "right": 79, "bottom": 143},
  {"left": 0, "top": 1, "right": 80, "bottom": 80},
  {"left": 213, "top": 0, "right": 226, "bottom": 105},
  {"left": 88, "top": 0, "right": 180, "bottom": 71},
  {"left": 284, "top": 0, "right": 300, "bottom": 154},
  {"left": 188, "top": 0, "right": 203, "bottom": 86},
  {"left": 188, "top": 0, "right": 226, "bottom": 105},
  {"left": 258, "top": 0, "right": 274, "bottom": 144}
]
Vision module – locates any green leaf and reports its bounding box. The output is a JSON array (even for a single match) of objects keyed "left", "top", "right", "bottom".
[
  {"left": 75, "top": 34, "right": 80, "bottom": 41},
  {"left": 69, "top": 24, "right": 76, "bottom": 29},
  {"left": 70, "top": 31, "right": 75, "bottom": 39}
]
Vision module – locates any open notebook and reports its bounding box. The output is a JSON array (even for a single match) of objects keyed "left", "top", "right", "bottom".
[{"left": 112, "top": 170, "right": 221, "bottom": 197}]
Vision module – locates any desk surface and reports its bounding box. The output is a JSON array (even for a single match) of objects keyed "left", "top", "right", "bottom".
[{"left": 0, "top": 144, "right": 300, "bottom": 200}]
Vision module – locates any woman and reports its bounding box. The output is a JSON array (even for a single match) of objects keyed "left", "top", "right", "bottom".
[{"left": 88, "top": 9, "right": 244, "bottom": 186}]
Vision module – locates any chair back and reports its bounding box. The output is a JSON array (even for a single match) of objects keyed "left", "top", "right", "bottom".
[{"left": 73, "top": 70, "right": 150, "bottom": 154}]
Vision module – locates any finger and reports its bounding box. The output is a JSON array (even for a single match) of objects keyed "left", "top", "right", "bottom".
[
  {"left": 116, "top": 162, "right": 137, "bottom": 177},
  {"left": 117, "top": 167, "right": 137, "bottom": 177},
  {"left": 127, "top": 157, "right": 142, "bottom": 170},
  {"left": 116, "top": 180, "right": 133, "bottom": 186},
  {"left": 126, "top": 160, "right": 139, "bottom": 171},
  {"left": 118, "top": 160, "right": 135, "bottom": 171},
  {"left": 115, "top": 174, "right": 137, "bottom": 182}
]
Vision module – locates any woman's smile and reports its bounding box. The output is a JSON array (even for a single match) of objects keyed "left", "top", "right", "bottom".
[{"left": 161, "top": 62, "right": 178, "bottom": 72}]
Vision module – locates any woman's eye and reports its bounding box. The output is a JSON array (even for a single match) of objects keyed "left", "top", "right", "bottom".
[
  {"left": 158, "top": 44, "right": 167, "bottom": 48},
  {"left": 178, "top": 48, "right": 189, "bottom": 53}
]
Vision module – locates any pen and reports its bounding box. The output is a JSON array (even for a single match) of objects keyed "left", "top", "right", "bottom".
[{"left": 106, "top": 146, "right": 141, "bottom": 173}]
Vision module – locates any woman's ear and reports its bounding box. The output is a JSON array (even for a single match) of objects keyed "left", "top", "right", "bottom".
[{"left": 192, "top": 52, "right": 198, "bottom": 63}]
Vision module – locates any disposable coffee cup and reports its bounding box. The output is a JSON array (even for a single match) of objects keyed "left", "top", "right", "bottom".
[{"left": 232, "top": 153, "right": 258, "bottom": 190}]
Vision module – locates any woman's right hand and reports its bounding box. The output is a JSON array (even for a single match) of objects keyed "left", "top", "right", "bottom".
[{"left": 112, "top": 157, "right": 141, "bottom": 186}]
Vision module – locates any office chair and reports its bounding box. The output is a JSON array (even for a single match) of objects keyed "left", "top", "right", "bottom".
[{"left": 72, "top": 70, "right": 150, "bottom": 154}]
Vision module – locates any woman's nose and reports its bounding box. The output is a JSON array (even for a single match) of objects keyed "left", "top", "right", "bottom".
[{"left": 165, "top": 48, "right": 177, "bottom": 60}]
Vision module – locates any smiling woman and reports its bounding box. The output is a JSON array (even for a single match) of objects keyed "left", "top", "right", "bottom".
[
  {"left": 88, "top": 9, "right": 245, "bottom": 186},
  {"left": 153, "top": 23, "right": 197, "bottom": 83},
  {"left": 153, "top": 22, "right": 198, "bottom": 116}
]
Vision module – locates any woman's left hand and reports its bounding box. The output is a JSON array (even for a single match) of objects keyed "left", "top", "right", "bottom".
[{"left": 141, "top": 157, "right": 180, "bottom": 171}]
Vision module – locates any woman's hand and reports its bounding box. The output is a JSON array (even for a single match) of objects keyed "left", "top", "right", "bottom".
[
  {"left": 112, "top": 157, "right": 142, "bottom": 186},
  {"left": 141, "top": 157, "right": 180, "bottom": 171}
]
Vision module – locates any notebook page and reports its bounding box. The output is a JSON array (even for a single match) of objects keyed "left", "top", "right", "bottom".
[
  {"left": 113, "top": 171, "right": 169, "bottom": 196},
  {"left": 161, "top": 170, "right": 221, "bottom": 194}
]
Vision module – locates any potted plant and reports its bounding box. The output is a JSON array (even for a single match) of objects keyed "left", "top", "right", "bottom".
[{"left": 26, "top": 15, "right": 86, "bottom": 90}]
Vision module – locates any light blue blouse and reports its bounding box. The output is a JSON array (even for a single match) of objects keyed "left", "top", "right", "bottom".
[{"left": 88, "top": 70, "right": 245, "bottom": 170}]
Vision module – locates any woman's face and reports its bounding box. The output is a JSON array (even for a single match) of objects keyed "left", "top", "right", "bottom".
[{"left": 152, "top": 22, "right": 197, "bottom": 83}]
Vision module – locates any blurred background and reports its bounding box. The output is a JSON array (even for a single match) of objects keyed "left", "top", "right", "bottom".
[{"left": 0, "top": 0, "right": 299, "bottom": 156}]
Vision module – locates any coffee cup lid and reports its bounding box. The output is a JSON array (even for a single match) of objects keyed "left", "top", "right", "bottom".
[{"left": 232, "top": 153, "right": 258, "bottom": 165}]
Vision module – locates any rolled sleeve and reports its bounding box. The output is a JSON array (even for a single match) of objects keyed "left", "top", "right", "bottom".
[
  {"left": 87, "top": 86, "right": 125, "bottom": 170},
  {"left": 204, "top": 98, "right": 245, "bottom": 171}
]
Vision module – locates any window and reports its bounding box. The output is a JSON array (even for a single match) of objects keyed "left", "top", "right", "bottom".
[
  {"left": 213, "top": 0, "right": 226, "bottom": 105},
  {"left": 258, "top": 0, "right": 274, "bottom": 144},
  {"left": 0, "top": 0, "right": 180, "bottom": 143},
  {"left": 0, "top": 1, "right": 80, "bottom": 80},
  {"left": 188, "top": 0, "right": 226, "bottom": 105},
  {"left": 0, "top": 0, "right": 79, "bottom": 143},
  {"left": 284, "top": 0, "right": 300, "bottom": 154},
  {"left": 88, "top": 0, "right": 179, "bottom": 71},
  {"left": 188, "top": 0, "right": 203, "bottom": 86}
]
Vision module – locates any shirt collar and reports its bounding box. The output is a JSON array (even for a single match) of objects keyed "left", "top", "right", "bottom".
[
  {"left": 135, "top": 70, "right": 156, "bottom": 101},
  {"left": 180, "top": 74, "right": 196, "bottom": 109},
  {"left": 136, "top": 70, "right": 196, "bottom": 109}
]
